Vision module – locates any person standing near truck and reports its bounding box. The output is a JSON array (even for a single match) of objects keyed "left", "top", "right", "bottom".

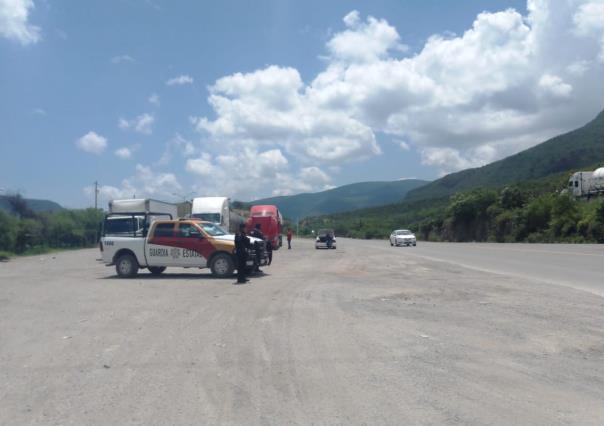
[
  {"left": 287, "top": 228, "right": 293, "bottom": 249},
  {"left": 250, "top": 223, "right": 265, "bottom": 240},
  {"left": 250, "top": 223, "right": 272, "bottom": 266},
  {"left": 234, "top": 223, "right": 251, "bottom": 283}
]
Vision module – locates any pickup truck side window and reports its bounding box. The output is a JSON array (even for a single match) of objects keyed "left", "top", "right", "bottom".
[
  {"left": 178, "top": 223, "right": 202, "bottom": 238},
  {"left": 153, "top": 223, "right": 175, "bottom": 237}
]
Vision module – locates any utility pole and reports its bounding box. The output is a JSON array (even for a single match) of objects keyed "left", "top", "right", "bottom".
[{"left": 94, "top": 181, "right": 99, "bottom": 210}]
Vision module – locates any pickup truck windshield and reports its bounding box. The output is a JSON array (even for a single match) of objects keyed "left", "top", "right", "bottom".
[
  {"left": 200, "top": 223, "right": 227, "bottom": 236},
  {"left": 192, "top": 213, "right": 221, "bottom": 223}
]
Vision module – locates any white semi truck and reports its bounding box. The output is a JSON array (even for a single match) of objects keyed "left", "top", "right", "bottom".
[
  {"left": 191, "top": 197, "right": 243, "bottom": 233},
  {"left": 568, "top": 167, "right": 604, "bottom": 197}
]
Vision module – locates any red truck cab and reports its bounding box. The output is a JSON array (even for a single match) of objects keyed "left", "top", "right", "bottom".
[{"left": 246, "top": 205, "right": 283, "bottom": 250}]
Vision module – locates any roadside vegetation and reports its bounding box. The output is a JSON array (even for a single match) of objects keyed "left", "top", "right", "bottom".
[
  {"left": 301, "top": 173, "right": 604, "bottom": 243},
  {"left": 0, "top": 194, "right": 102, "bottom": 258}
]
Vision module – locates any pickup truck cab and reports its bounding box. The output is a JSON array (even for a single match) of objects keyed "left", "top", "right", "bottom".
[{"left": 100, "top": 219, "right": 267, "bottom": 278}]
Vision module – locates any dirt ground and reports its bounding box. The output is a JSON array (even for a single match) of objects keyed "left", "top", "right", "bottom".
[{"left": 1, "top": 239, "right": 603, "bottom": 425}]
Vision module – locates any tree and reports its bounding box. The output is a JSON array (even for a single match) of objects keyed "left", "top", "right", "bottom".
[
  {"left": 522, "top": 195, "right": 553, "bottom": 236},
  {"left": 6, "top": 193, "right": 35, "bottom": 219},
  {"left": 500, "top": 186, "right": 527, "bottom": 210},
  {"left": 15, "top": 218, "right": 45, "bottom": 253},
  {"left": 550, "top": 195, "right": 579, "bottom": 237},
  {"left": 0, "top": 210, "right": 17, "bottom": 252}
]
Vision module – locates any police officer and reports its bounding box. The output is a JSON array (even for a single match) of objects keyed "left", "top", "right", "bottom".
[
  {"left": 234, "top": 223, "right": 251, "bottom": 283},
  {"left": 250, "top": 223, "right": 272, "bottom": 266},
  {"left": 250, "top": 223, "right": 265, "bottom": 240}
]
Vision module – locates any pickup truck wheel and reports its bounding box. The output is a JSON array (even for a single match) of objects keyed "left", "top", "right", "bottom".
[
  {"left": 116, "top": 254, "right": 138, "bottom": 278},
  {"left": 210, "top": 253, "right": 234, "bottom": 278},
  {"left": 148, "top": 266, "right": 166, "bottom": 275}
]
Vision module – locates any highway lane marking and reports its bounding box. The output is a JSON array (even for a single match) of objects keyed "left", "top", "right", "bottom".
[
  {"left": 420, "top": 244, "right": 604, "bottom": 258},
  {"left": 407, "top": 251, "right": 604, "bottom": 298},
  {"left": 374, "top": 242, "right": 604, "bottom": 258}
]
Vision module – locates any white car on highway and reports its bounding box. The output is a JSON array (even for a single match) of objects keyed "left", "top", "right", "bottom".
[
  {"left": 315, "top": 229, "right": 336, "bottom": 249},
  {"left": 390, "top": 229, "right": 416, "bottom": 247}
]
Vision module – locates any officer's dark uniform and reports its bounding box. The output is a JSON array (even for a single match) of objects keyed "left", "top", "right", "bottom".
[
  {"left": 250, "top": 228, "right": 265, "bottom": 240},
  {"left": 250, "top": 225, "right": 273, "bottom": 265},
  {"left": 234, "top": 228, "right": 251, "bottom": 283},
  {"left": 250, "top": 226, "right": 266, "bottom": 271}
]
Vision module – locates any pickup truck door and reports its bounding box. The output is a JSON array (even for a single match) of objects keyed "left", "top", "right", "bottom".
[
  {"left": 172, "top": 223, "right": 212, "bottom": 267},
  {"left": 146, "top": 222, "right": 180, "bottom": 266}
]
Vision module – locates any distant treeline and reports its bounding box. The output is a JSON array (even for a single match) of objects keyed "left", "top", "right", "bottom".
[
  {"left": 0, "top": 194, "right": 102, "bottom": 255},
  {"left": 301, "top": 176, "right": 604, "bottom": 243}
]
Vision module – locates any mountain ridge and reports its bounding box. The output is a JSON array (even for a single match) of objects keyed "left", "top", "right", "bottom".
[
  {"left": 406, "top": 109, "right": 604, "bottom": 201},
  {"left": 0, "top": 195, "right": 64, "bottom": 214},
  {"left": 249, "top": 179, "right": 429, "bottom": 219}
]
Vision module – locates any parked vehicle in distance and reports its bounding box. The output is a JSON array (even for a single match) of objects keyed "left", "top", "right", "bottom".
[
  {"left": 315, "top": 229, "right": 336, "bottom": 249},
  {"left": 246, "top": 205, "right": 283, "bottom": 250},
  {"left": 390, "top": 229, "right": 417, "bottom": 247},
  {"left": 191, "top": 197, "right": 244, "bottom": 233},
  {"left": 100, "top": 218, "right": 268, "bottom": 278},
  {"left": 104, "top": 198, "right": 179, "bottom": 237},
  {"left": 568, "top": 167, "right": 604, "bottom": 197}
]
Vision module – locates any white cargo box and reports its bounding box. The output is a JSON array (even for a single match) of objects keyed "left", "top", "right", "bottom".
[{"left": 108, "top": 199, "right": 178, "bottom": 218}]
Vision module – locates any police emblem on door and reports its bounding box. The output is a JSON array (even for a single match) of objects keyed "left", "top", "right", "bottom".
[{"left": 170, "top": 248, "right": 180, "bottom": 259}]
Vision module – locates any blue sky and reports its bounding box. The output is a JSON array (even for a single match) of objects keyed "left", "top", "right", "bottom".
[{"left": 1, "top": 0, "right": 604, "bottom": 208}]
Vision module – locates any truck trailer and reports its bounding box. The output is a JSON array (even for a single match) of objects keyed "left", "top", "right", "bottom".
[{"left": 246, "top": 205, "right": 283, "bottom": 250}]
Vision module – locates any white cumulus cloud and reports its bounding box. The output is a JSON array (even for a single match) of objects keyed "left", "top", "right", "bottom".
[
  {"left": 110, "top": 54, "right": 135, "bottom": 64},
  {"left": 114, "top": 147, "right": 132, "bottom": 159},
  {"left": 327, "top": 10, "right": 408, "bottom": 63},
  {"left": 192, "top": 65, "right": 381, "bottom": 164},
  {"left": 194, "top": 2, "right": 604, "bottom": 180},
  {"left": 0, "top": 0, "right": 40, "bottom": 45},
  {"left": 84, "top": 164, "right": 182, "bottom": 202},
  {"left": 75, "top": 131, "right": 107, "bottom": 154},
  {"left": 158, "top": 133, "right": 196, "bottom": 165},
  {"left": 118, "top": 113, "right": 154, "bottom": 135},
  {"left": 166, "top": 75, "right": 194, "bottom": 86},
  {"left": 148, "top": 93, "right": 160, "bottom": 107}
]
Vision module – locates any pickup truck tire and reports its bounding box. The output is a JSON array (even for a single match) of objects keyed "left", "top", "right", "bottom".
[
  {"left": 210, "top": 253, "right": 235, "bottom": 278},
  {"left": 115, "top": 253, "right": 139, "bottom": 278},
  {"left": 148, "top": 266, "right": 166, "bottom": 275}
]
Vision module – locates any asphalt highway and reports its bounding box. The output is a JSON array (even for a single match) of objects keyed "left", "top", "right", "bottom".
[
  {"left": 373, "top": 241, "right": 604, "bottom": 297},
  {"left": 1, "top": 239, "right": 603, "bottom": 425}
]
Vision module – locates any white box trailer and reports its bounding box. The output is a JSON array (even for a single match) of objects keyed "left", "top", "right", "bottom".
[
  {"left": 108, "top": 198, "right": 178, "bottom": 217},
  {"left": 104, "top": 199, "right": 179, "bottom": 237}
]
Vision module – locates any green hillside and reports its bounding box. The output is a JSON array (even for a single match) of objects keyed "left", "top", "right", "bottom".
[
  {"left": 0, "top": 195, "right": 63, "bottom": 214},
  {"left": 301, "top": 109, "right": 604, "bottom": 243},
  {"left": 406, "top": 109, "right": 604, "bottom": 201},
  {"left": 301, "top": 167, "right": 604, "bottom": 243},
  {"left": 249, "top": 179, "right": 428, "bottom": 219}
]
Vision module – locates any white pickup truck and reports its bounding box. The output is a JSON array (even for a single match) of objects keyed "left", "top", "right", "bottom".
[{"left": 100, "top": 218, "right": 268, "bottom": 278}]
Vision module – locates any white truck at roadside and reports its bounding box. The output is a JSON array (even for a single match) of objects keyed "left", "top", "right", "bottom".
[
  {"left": 191, "top": 197, "right": 243, "bottom": 233},
  {"left": 568, "top": 167, "right": 604, "bottom": 197},
  {"left": 103, "top": 198, "right": 178, "bottom": 237}
]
